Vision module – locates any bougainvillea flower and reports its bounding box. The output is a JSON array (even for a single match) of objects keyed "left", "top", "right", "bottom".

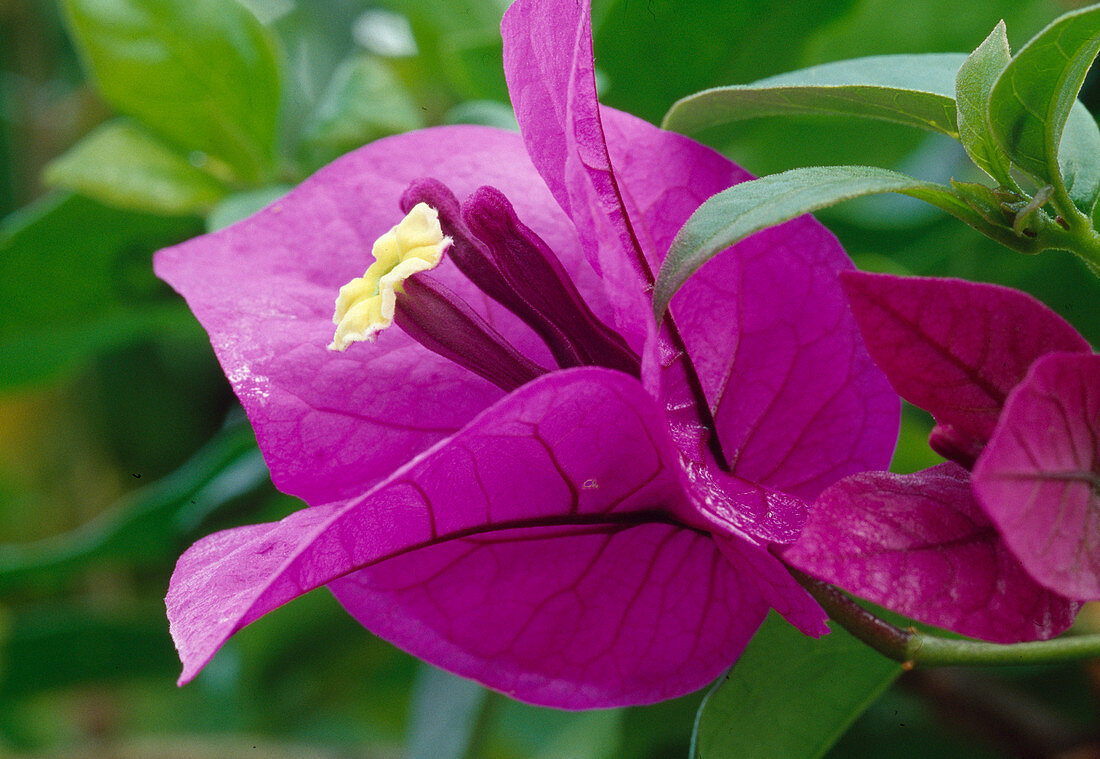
[
  {"left": 155, "top": 0, "right": 898, "bottom": 708},
  {"left": 787, "top": 272, "right": 1090, "bottom": 641}
]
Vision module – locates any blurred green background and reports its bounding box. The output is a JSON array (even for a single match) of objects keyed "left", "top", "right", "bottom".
[{"left": 1, "top": 0, "right": 1098, "bottom": 756}]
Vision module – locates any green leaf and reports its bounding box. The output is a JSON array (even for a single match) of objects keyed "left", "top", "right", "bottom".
[
  {"left": 439, "top": 27, "right": 509, "bottom": 102},
  {"left": 0, "top": 604, "right": 180, "bottom": 700},
  {"left": 1058, "top": 105, "right": 1100, "bottom": 214},
  {"left": 377, "top": 0, "right": 510, "bottom": 102},
  {"left": 406, "top": 664, "right": 487, "bottom": 759},
  {"left": 59, "top": 0, "right": 282, "bottom": 183},
  {"left": 533, "top": 710, "right": 622, "bottom": 759},
  {"left": 596, "top": 0, "right": 858, "bottom": 125},
  {"left": 299, "top": 55, "right": 424, "bottom": 171},
  {"left": 954, "top": 22, "right": 1015, "bottom": 186},
  {"left": 0, "top": 193, "right": 201, "bottom": 388},
  {"left": 443, "top": 100, "right": 519, "bottom": 131},
  {"left": 692, "top": 614, "right": 901, "bottom": 759},
  {"left": 988, "top": 3, "right": 1100, "bottom": 211},
  {"left": 274, "top": 1, "right": 363, "bottom": 154},
  {"left": 43, "top": 119, "right": 228, "bottom": 215},
  {"left": 663, "top": 53, "right": 963, "bottom": 137},
  {"left": 206, "top": 185, "right": 292, "bottom": 232},
  {"left": 653, "top": 165, "right": 993, "bottom": 320},
  {"left": 0, "top": 421, "right": 265, "bottom": 594}
]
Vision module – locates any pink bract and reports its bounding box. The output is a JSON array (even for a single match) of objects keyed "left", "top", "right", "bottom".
[
  {"left": 840, "top": 271, "right": 1090, "bottom": 466},
  {"left": 974, "top": 353, "right": 1100, "bottom": 600},
  {"left": 791, "top": 271, "right": 1091, "bottom": 640},
  {"left": 784, "top": 463, "right": 1080, "bottom": 642},
  {"left": 156, "top": 0, "right": 898, "bottom": 707}
]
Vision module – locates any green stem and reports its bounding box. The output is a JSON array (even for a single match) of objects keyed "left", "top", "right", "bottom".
[
  {"left": 792, "top": 569, "right": 1100, "bottom": 668},
  {"left": 907, "top": 631, "right": 1100, "bottom": 666},
  {"left": 1036, "top": 218, "right": 1100, "bottom": 277},
  {"left": 1049, "top": 181, "right": 1086, "bottom": 232}
]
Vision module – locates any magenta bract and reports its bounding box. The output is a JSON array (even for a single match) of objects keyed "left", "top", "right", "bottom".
[
  {"left": 840, "top": 271, "right": 1090, "bottom": 467},
  {"left": 156, "top": 0, "right": 898, "bottom": 707},
  {"left": 974, "top": 353, "right": 1100, "bottom": 599},
  {"left": 791, "top": 271, "right": 1094, "bottom": 638},
  {"left": 784, "top": 463, "right": 1080, "bottom": 642}
]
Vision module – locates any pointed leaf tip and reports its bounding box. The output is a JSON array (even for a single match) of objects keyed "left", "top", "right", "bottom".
[
  {"left": 663, "top": 53, "right": 964, "bottom": 137},
  {"left": 955, "top": 21, "right": 1014, "bottom": 186}
]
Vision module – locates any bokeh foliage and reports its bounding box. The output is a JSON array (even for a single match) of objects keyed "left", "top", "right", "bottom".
[{"left": 1, "top": 0, "right": 1098, "bottom": 756}]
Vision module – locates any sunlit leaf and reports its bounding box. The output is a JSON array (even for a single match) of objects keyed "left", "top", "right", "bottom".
[
  {"left": 664, "top": 54, "right": 962, "bottom": 136},
  {"left": 988, "top": 3, "right": 1100, "bottom": 210},
  {"left": 43, "top": 119, "right": 228, "bottom": 215},
  {"left": 60, "top": 0, "right": 282, "bottom": 183}
]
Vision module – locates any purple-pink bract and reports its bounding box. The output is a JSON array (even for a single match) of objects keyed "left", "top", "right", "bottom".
[
  {"left": 974, "top": 353, "right": 1100, "bottom": 600},
  {"left": 156, "top": 0, "right": 898, "bottom": 707},
  {"left": 789, "top": 272, "right": 1092, "bottom": 641},
  {"left": 784, "top": 463, "right": 1079, "bottom": 642}
]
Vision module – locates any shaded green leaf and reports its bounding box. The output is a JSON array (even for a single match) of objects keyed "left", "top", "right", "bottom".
[
  {"left": 533, "top": 710, "right": 622, "bottom": 759},
  {"left": 60, "top": 0, "right": 282, "bottom": 183},
  {"left": 406, "top": 664, "right": 487, "bottom": 759},
  {"left": 206, "top": 185, "right": 292, "bottom": 232},
  {"left": 955, "top": 22, "right": 1015, "bottom": 186},
  {"left": 663, "top": 54, "right": 963, "bottom": 137},
  {"left": 43, "top": 119, "right": 228, "bottom": 215},
  {"left": 443, "top": 100, "right": 519, "bottom": 130},
  {"left": 299, "top": 55, "right": 424, "bottom": 171},
  {"left": 274, "top": 0, "right": 362, "bottom": 154},
  {"left": 440, "top": 27, "right": 509, "bottom": 102},
  {"left": 0, "top": 421, "right": 265, "bottom": 594},
  {"left": 653, "top": 165, "right": 988, "bottom": 320},
  {"left": 1058, "top": 105, "right": 1100, "bottom": 213},
  {"left": 693, "top": 614, "right": 900, "bottom": 759},
  {"left": 0, "top": 604, "right": 179, "bottom": 700},
  {"left": 0, "top": 193, "right": 200, "bottom": 388},
  {"left": 475, "top": 697, "right": 622, "bottom": 759},
  {"left": 988, "top": 3, "right": 1100, "bottom": 209}
]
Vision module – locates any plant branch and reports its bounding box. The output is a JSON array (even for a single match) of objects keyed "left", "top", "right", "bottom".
[{"left": 791, "top": 569, "right": 1100, "bottom": 668}]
